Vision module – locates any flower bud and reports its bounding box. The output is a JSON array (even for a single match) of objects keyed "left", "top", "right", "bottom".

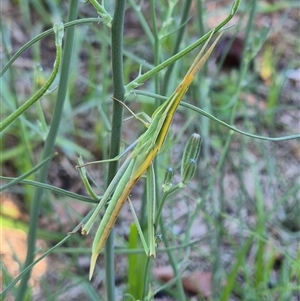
[
  {"left": 155, "top": 233, "right": 163, "bottom": 245},
  {"left": 181, "top": 158, "right": 197, "bottom": 185},
  {"left": 180, "top": 133, "right": 201, "bottom": 180},
  {"left": 162, "top": 167, "right": 174, "bottom": 192}
]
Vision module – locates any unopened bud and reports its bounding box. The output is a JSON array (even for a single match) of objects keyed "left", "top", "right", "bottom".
[
  {"left": 181, "top": 133, "right": 201, "bottom": 180},
  {"left": 162, "top": 167, "right": 174, "bottom": 192},
  {"left": 181, "top": 159, "right": 197, "bottom": 185},
  {"left": 155, "top": 233, "right": 163, "bottom": 245}
]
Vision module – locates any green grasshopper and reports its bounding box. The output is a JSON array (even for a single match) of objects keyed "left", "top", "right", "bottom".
[{"left": 78, "top": 31, "right": 222, "bottom": 280}]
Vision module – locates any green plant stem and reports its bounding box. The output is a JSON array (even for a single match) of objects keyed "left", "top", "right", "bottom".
[
  {"left": 159, "top": 216, "right": 187, "bottom": 301},
  {"left": 0, "top": 153, "right": 56, "bottom": 191},
  {"left": 141, "top": 257, "right": 153, "bottom": 300},
  {"left": 1, "top": 212, "right": 92, "bottom": 297},
  {"left": 2, "top": 34, "right": 35, "bottom": 181},
  {"left": 88, "top": 0, "right": 112, "bottom": 27},
  {"left": 150, "top": 0, "right": 159, "bottom": 96},
  {"left": 210, "top": 1, "right": 258, "bottom": 299},
  {"left": 131, "top": 91, "right": 300, "bottom": 141},
  {"left": 220, "top": 237, "right": 254, "bottom": 301},
  {"left": 156, "top": 185, "right": 188, "bottom": 301},
  {"left": 127, "top": 0, "right": 154, "bottom": 45},
  {"left": 14, "top": 2, "right": 79, "bottom": 300},
  {"left": 155, "top": 185, "right": 189, "bottom": 300},
  {"left": 196, "top": 0, "right": 205, "bottom": 38},
  {"left": 161, "top": 0, "right": 193, "bottom": 96},
  {"left": 77, "top": 156, "right": 99, "bottom": 200},
  {"left": 1, "top": 18, "right": 100, "bottom": 77},
  {"left": 0, "top": 176, "right": 97, "bottom": 203},
  {"left": 104, "top": 1, "right": 126, "bottom": 300},
  {"left": 155, "top": 184, "right": 181, "bottom": 227},
  {"left": 124, "top": 0, "right": 240, "bottom": 94},
  {"left": 196, "top": 0, "right": 209, "bottom": 161},
  {"left": 0, "top": 23, "right": 63, "bottom": 132}
]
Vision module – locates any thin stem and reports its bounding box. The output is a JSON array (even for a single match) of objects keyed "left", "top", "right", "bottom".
[
  {"left": 195, "top": 0, "right": 209, "bottom": 161},
  {"left": 14, "top": 2, "right": 79, "bottom": 300},
  {"left": 161, "top": 0, "right": 193, "bottom": 96},
  {"left": 141, "top": 257, "right": 153, "bottom": 300},
  {"left": 130, "top": 90, "right": 300, "bottom": 141},
  {"left": 211, "top": 1, "right": 258, "bottom": 298},
  {"left": 0, "top": 153, "right": 56, "bottom": 191},
  {"left": 0, "top": 23, "right": 63, "bottom": 131},
  {"left": 159, "top": 217, "right": 187, "bottom": 301},
  {"left": 2, "top": 212, "right": 93, "bottom": 296},
  {"left": 104, "top": 1, "right": 126, "bottom": 300},
  {"left": 125, "top": 0, "right": 240, "bottom": 94},
  {"left": 150, "top": 0, "right": 159, "bottom": 97},
  {"left": 127, "top": 0, "right": 154, "bottom": 46},
  {"left": 154, "top": 182, "right": 186, "bottom": 300},
  {"left": 88, "top": 0, "right": 112, "bottom": 27},
  {"left": 1, "top": 18, "right": 101, "bottom": 77},
  {"left": 0, "top": 177, "right": 97, "bottom": 203}
]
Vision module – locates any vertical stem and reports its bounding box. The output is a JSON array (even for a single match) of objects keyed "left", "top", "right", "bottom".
[
  {"left": 15, "top": 2, "right": 78, "bottom": 300},
  {"left": 211, "top": 1, "right": 257, "bottom": 299},
  {"left": 105, "top": 1, "right": 126, "bottom": 300},
  {"left": 196, "top": 0, "right": 205, "bottom": 39},
  {"left": 159, "top": 219, "right": 187, "bottom": 301},
  {"left": 150, "top": 0, "right": 159, "bottom": 96},
  {"left": 161, "top": 0, "right": 193, "bottom": 96},
  {"left": 196, "top": 0, "right": 210, "bottom": 160}
]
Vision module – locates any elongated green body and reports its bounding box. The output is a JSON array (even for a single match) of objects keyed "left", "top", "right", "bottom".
[{"left": 86, "top": 32, "right": 222, "bottom": 280}]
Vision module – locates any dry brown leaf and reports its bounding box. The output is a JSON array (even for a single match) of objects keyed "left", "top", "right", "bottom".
[
  {"left": 0, "top": 228, "right": 48, "bottom": 292},
  {"left": 153, "top": 266, "right": 213, "bottom": 298},
  {"left": 0, "top": 195, "right": 48, "bottom": 293},
  {"left": 0, "top": 193, "right": 28, "bottom": 221},
  {"left": 182, "top": 271, "right": 212, "bottom": 298}
]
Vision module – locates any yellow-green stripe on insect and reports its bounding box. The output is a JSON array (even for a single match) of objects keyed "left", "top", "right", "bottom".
[{"left": 78, "top": 31, "right": 222, "bottom": 280}]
